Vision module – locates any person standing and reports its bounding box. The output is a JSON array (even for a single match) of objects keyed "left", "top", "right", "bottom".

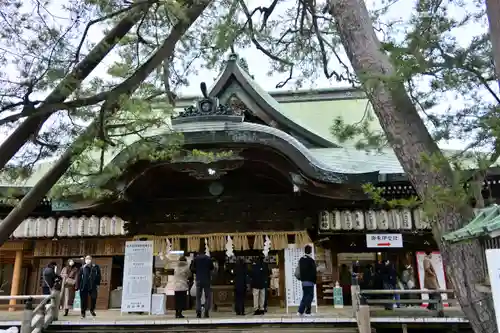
[
  {"left": 381, "top": 260, "right": 398, "bottom": 310},
  {"left": 60, "top": 259, "right": 78, "bottom": 316},
  {"left": 250, "top": 255, "right": 268, "bottom": 315},
  {"left": 76, "top": 255, "right": 101, "bottom": 319},
  {"left": 173, "top": 256, "right": 191, "bottom": 318},
  {"left": 233, "top": 257, "right": 248, "bottom": 315},
  {"left": 339, "top": 264, "right": 352, "bottom": 305},
  {"left": 190, "top": 247, "right": 214, "bottom": 318},
  {"left": 42, "top": 262, "right": 59, "bottom": 295},
  {"left": 424, "top": 251, "right": 440, "bottom": 310},
  {"left": 401, "top": 264, "right": 416, "bottom": 306},
  {"left": 296, "top": 245, "right": 317, "bottom": 316}
]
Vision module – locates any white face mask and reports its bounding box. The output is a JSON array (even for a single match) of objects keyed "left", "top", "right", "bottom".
[
  {"left": 68, "top": 261, "right": 74, "bottom": 266},
  {"left": 85, "top": 259, "right": 91, "bottom": 265}
]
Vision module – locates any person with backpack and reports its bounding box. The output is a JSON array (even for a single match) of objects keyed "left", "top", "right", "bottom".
[{"left": 295, "top": 245, "right": 317, "bottom": 316}]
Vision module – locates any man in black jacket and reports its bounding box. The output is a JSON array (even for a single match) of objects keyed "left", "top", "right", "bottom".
[
  {"left": 296, "top": 245, "right": 317, "bottom": 316},
  {"left": 190, "top": 247, "right": 214, "bottom": 318},
  {"left": 76, "top": 256, "right": 101, "bottom": 319},
  {"left": 250, "top": 255, "right": 269, "bottom": 315}
]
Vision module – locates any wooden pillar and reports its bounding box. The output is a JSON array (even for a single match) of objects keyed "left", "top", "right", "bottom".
[
  {"left": 9, "top": 250, "right": 24, "bottom": 311},
  {"left": 279, "top": 250, "right": 285, "bottom": 308}
]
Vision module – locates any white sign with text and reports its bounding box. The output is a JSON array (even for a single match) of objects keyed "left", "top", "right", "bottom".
[
  {"left": 366, "top": 234, "right": 403, "bottom": 248},
  {"left": 486, "top": 249, "right": 500, "bottom": 330},
  {"left": 121, "top": 241, "right": 154, "bottom": 313},
  {"left": 284, "top": 244, "right": 318, "bottom": 313}
]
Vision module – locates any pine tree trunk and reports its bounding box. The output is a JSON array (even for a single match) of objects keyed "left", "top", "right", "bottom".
[
  {"left": 485, "top": 0, "right": 500, "bottom": 88},
  {"left": 328, "top": 0, "right": 497, "bottom": 331},
  {"left": 0, "top": 0, "right": 211, "bottom": 246},
  {"left": 0, "top": 4, "right": 151, "bottom": 169}
]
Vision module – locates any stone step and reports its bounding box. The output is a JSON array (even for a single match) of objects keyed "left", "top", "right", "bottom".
[{"left": 45, "top": 324, "right": 360, "bottom": 333}]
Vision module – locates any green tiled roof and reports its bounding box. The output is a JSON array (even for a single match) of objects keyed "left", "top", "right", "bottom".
[{"left": 443, "top": 205, "right": 500, "bottom": 243}]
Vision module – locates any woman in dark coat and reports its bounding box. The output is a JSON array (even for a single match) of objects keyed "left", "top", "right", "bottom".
[{"left": 233, "top": 257, "right": 248, "bottom": 315}]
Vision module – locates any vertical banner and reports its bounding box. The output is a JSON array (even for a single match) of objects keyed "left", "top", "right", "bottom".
[
  {"left": 486, "top": 249, "right": 500, "bottom": 332},
  {"left": 284, "top": 244, "right": 318, "bottom": 313},
  {"left": 415, "top": 251, "right": 448, "bottom": 306},
  {"left": 121, "top": 241, "right": 154, "bottom": 313}
]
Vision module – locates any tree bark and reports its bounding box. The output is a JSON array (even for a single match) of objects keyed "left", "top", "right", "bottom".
[
  {"left": 0, "top": 0, "right": 211, "bottom": 247},
  {"left": 328, "top": 0, "right": 497, "bottom": 331},
  {"left": 486, "top": 0, "right": 500, "bottom": 88},
  {"left": 0, "top": 4, "right": 151, "bottom": 169}
]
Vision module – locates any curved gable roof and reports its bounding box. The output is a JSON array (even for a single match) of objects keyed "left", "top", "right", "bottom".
[{"left": 209, "top": 55, "right": 337, "bottom": 148}]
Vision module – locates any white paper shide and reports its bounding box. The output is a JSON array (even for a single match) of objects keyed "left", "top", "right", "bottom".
[{"left": 121, "top": 241, "right": 154, "bottom": 313}]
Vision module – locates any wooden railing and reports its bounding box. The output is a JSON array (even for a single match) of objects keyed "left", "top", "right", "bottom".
[
  {"left": 351, "top": 286, "right": 458, "bottom": 333},
  {"left": 0, "top": 289, "right": 61, "bottom": 333}
]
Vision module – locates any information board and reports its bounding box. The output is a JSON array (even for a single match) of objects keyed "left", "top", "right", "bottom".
[
  {"left": 121, "top": 241, "right": 154, "bottom": 313},
  {"left": 415, "top": 251, "right": 448, "bottom": 306},
  {"left": 284, "top": 244, "right": 318, "bottom": 313},
  {"left": 366, "top": 234, "right": 403, "bottom": 248},
  {"left": 486, "top": 249, "right": 500, "bottom": 332}
]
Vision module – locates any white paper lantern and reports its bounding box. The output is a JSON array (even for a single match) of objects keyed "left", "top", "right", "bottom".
[
  {"left": 13, "top": 220, "right": 24, "bottom": 238},
  {"left": 342, "top": 211, "right": 353, "bottom": 230},
  {"left": 119, "top": 219, "right": 127, "bottom": 235},
  {"left": 389, "top": 210, "right": 401, "bottom": 230},
  {"left": 365, "top": 210, "right": 377, "bottom": 230},
  {"left": 35, "top": 217, "right": 47, "bottom": 238},
  {"left": 68, "top": 217, "right": 79, "bottom": 237},
  {"left": 377, "top": 211, "right": 389, "bottom": 230},
  {"left": 77, "top": 216, "right": 87, "bottom": 236},
  {"left": 414, "top": 209, "right": 430, "bottom": 229},
  {"left": 88, "top": 216, "right": 99, "bottom": 236},
  {"left": 99, "top": 216, "right": 110, "bottom": 236},
  {"left": 353, "top": 210, "right": 365, "bottom": 230},
  {"left": 46, "top": 217, "right": 56, "bottom": 238},
  {"left": 24, "top": 218, "right": 35, "bottom": 238},
  {"left": 332, "top": 210, "right": 342, "bottom": 230},
  {"left": 319, "top": 211, "right": 332, "bottom": 231},
  {"left": 110, "top": 216, "right": 119, "bottom": 235},
  {"left": 401, "top": 209, "right": 412, "bottom": 230},
  {"left": 57, "top": 217, "right": 68, "bottom": 237}
]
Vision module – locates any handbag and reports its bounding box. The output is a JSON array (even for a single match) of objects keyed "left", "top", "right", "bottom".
[
  {"left": 190, "top": 283, "right": 196, "bottom": 297},
  {"left": 65, "top": 278, "right": 76, "bottom": 286},
  {"left": 294, "top": 261, "right": 301, "bottom": 280}
]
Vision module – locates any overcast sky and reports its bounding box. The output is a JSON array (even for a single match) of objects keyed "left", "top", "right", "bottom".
[{"left": 0, "top": 0, "right": 492, "bottom": 151}]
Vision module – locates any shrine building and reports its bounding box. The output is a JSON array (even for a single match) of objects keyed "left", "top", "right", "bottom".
[{"left": 1, "top": 54, "right": 499, "bottom": 310}]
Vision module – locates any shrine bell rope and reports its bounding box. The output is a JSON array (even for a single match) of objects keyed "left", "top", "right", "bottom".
[{"left": 133, "top": 231, "right": 311, "bottom": 255}]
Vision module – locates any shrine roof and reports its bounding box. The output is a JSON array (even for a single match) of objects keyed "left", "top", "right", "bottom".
[
  {"left": 443, "top": 205, "right": 500, "bottom": 243},
  {"left": 208, "top": 54, "right": 337, "bottom": 148}
]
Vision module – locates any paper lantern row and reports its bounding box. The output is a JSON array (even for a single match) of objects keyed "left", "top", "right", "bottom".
[
  {"left": 318, "top": 208, "right": 431, "bottom": 231},
  {"left": 11, "top": 216, "right": 128, "bottom": 238}
]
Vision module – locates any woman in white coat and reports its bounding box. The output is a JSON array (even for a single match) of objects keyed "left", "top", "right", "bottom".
[{"left": 174, "top": 256, "right": 191, "bottom": 318}]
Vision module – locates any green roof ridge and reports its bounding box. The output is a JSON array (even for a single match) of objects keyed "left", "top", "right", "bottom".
[{"left": 443, "top": 205, "right": 500, "bottom": 242}]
